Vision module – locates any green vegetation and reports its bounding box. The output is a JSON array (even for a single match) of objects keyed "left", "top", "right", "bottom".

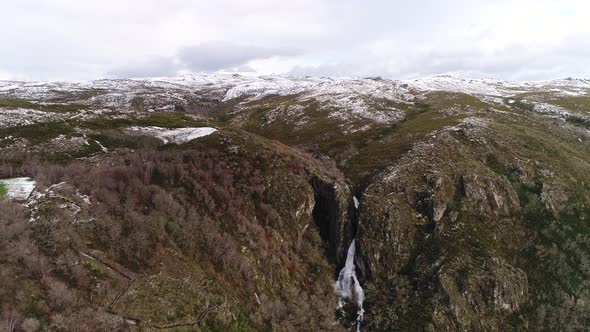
[
  {"left": 0, "top": 98, "right": 88, "bottom": 113},
  {"left": 506, "top": 97, "right": 536, "bottom": 113},
  {"left": 226, "top": 93, "right": 471, "bottom": 186},
  {"left": 420, "top": 91, "right": 490, "bottom": 110},
  {"left": 0, "top": 121, "right": 74, "bottom": 144},
  {"left": 0, "top": 183, "right": 6, "bottom": 198},
  {"left": 80, "top": 111, "right": 210, "bottom": 130},
  {"left": 514, "top": 179, "right": 590, "bottom": 330},
  {"left": 129, "top": 96, "right": 145, "bottom": 109},
  {"left": 342, "top": 107, "right": 466, "bottom": 186},
  {"left": 550, "top": 96, "right": 590, "bottom": 115},
  {"left": 48, "top": 89, "right": 107, "bottom": 102},
  {"left": 356, "top": 98, "right": 590, "bottom": 330}
]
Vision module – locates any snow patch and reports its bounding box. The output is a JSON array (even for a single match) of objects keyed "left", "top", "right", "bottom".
[
  {"left": 0, "top": 177, "right": 36, "bottom": 200},
  {"left": 0, "top": 108, "right": 68, "bottom": 128},
  {"left": 407, "top": 75, "right": 526, "bottom": 97},
  {"left": 532, "top": 103, "right": 572, "bottom": 119},
  {"left": 94, "top": 140, "right": 108, "bottom": 152},
  {"left": 127, "top": 126, "right": 217, "bottom": 144}
]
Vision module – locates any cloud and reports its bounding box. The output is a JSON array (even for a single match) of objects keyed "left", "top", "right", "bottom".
[
  {"left": 178, "top": 42, "right": 300, "bottom": 72},
  {"left": 109, "top": 42, "right": 300, "bottom": 78},
  {"left": 109, "top": 57, "right": 180, "bottom": 78},
  {"left": 1, "top": 0, "right": 589, "bottom": 80}
]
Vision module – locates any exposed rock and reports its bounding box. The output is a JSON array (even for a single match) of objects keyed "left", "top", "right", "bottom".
[
  {"left": 310, "top": 175, "right": 354, "bottom": 265},
  {"left": 540, "top": 181, "right": 568, "bottom": 213},
  {"left": 358, "top": 129, "right": 532, "bottom": 330},
  {"left": 461, "top": 174, "right": 521, "bottom": 219},
  {"left": 436, "top": 256, "right": 528, "bottom": 330}
]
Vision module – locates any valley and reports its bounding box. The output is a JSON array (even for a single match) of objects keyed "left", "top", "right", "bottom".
[{"left": 1, "top": 74, "right": 589, "bottom": 331}]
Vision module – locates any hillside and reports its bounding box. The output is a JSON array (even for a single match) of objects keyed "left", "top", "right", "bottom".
[{"left": 0, "top": 74, "right": 589, "bottom": 331}]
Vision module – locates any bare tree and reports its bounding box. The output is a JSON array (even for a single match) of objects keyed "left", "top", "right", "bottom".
[{"left": 1, "top": 305, "right": 23, "bottom": 332}]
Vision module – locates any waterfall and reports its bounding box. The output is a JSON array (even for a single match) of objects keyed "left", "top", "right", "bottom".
[
  {"left": 334, "top": 194, "right": 364, "bottom": 331},
  {"left": 335, "top": 239, "right": 365, "bottom": 331}
]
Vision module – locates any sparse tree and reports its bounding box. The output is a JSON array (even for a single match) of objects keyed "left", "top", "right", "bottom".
[{"left": 0, "top": 305, "right": 23, "bottom": 332}]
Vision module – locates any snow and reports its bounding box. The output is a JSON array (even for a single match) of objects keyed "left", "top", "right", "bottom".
[
  {"left": 525, "top": 78, "right": 590, "bottom": 96},
  {"left": 0, "top": 108, "right": 68, "bottom": 128},
  {"left": 2, "top": 73, "right": 588, "bottom": 106},
  {"left": 82, "top": 133, "right": 109, "bottom": 152},
  {"left": 0, "top": 74, "right": 413, "bottom": 125},
  {"left": 335, "top": 239, "right": 365, "bottom": 332},
  {"left": 24, "top": 182, "right": 94, "bottom": 223},
  {"left": 461, "top": 117, "right": 489, "bottom": 127},
  {"left": 0, "top": 73, "right": 588, "bottom": 129},
  {"left": 126, "top": 126, "right": 217, "bottom": 144},
  {"left": 220, "top": 75, "right": 412, "bottom": 124},
  {"left": 0, "top": 177, "right": 36, "bottom": 200},
  {"left": 530, "top": 102, "right": 585, "bottom": 121},
  {"left": 94, "top": 140, "right": 108, "bottom": 152},
  {"left": 353, "top": 196, "right": 359, "bottom": 209},
  {"left": 0, "top": 84, "right": 19, "bottom": 92},
  {"left": 404, "top": 75, "right": 590, "bottom": 99},
  {"left": 405, "top": 75, "right": 530, "bottom": 97}
]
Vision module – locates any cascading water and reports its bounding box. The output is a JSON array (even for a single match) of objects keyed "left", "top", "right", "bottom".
[
  {"left": 335, "top": 195, "right": 364, "bottom": 331},
  {"left": 335, "top": 239, "right": 365, "bottom": 331}
]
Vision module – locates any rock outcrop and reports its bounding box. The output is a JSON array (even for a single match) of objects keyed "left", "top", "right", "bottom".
[{"left": 310, "top": 175, "right": 354, "bottom": 266}]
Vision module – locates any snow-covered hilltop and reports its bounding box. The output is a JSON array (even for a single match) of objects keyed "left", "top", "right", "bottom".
[
  {"left": 408, "top": 75, "right": 590, "bottom": 97},
  {"left": 1, "top": 73, "right": 588, "bottom": 105},
  {"left": 0, "top": 73, "right": 588, "bottom": 133}
]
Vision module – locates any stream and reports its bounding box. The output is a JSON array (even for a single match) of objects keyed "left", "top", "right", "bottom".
[{"left": 334, "top": 196, "right": 365, "bottom": 332}]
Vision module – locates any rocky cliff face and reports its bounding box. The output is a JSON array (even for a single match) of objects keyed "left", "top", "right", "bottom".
[
  {"left": 357, "top": 127, "right": 526, "bottom": 330},
  {"left": 355, "top": 113, "right": 590, "bottom": 331},
  {"left": 310, "top": 175, "right": 354, "bottom": 266}
]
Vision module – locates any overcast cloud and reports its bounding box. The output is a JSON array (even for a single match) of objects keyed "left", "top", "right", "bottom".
[{"left": 1, "top": 0, "right": 589, "bottom": 81}]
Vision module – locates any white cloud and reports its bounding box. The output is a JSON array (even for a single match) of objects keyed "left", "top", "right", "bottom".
[{"left": 0, "top": 0, "right": 588, "bottom": 80}]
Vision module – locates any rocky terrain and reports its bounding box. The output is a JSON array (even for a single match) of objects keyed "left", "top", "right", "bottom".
[{"left": 0, "top": 73, "right": 589, "bottom": 331}]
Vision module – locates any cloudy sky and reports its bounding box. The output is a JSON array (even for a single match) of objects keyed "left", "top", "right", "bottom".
[{"left": 1, "top": 0, "right": 588, "bottom": 81}]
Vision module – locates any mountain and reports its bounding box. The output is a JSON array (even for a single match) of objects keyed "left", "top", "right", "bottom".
[{"left": 0, "top": 74, "right": 589, "bottom": 331}]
